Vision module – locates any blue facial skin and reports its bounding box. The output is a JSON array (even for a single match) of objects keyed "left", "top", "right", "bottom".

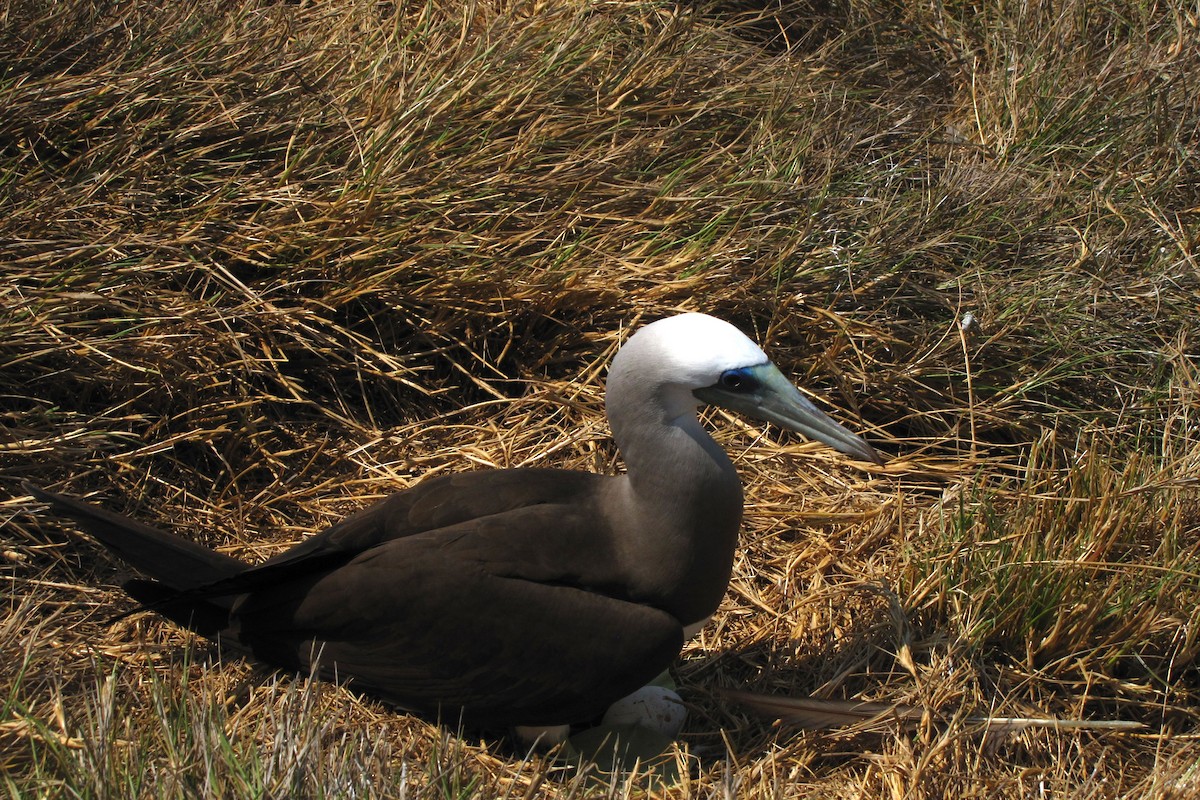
[{"left": 716, "top": 367, "right": 761, "bottom": 393}]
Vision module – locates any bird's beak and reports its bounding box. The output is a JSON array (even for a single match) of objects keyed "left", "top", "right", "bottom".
[{"left": 694, "top": 363, "right": 884, "bottom": 465}]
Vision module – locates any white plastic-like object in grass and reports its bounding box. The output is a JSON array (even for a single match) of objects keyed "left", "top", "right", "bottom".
[{"left": 601, "top": 685, "right": 687, "bottom": 737}]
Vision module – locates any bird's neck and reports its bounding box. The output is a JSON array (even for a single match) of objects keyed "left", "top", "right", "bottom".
[
  {"left": 616, "top": 412, "right": 738, "bottom": 501},
  {"left": 609, "top": 409, "right": 744, "bottom": 623}
]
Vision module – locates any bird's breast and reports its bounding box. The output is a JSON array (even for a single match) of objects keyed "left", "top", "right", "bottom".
[{"left": 607, "top": 476, "right": 743, "bottom": 626}]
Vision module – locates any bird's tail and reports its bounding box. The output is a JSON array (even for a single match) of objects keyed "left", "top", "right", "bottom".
[{"left": 23, "top": 482, "right": 248, "bottom": 636}]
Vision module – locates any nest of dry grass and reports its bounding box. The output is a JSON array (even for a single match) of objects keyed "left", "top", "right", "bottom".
[{"left": 3, "top": 0, "right": 1199, "bottom": 796}]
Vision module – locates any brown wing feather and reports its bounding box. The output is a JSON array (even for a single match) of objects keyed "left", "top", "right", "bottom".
[
  {"left": 197, "top": 469, "right": 605, "bottom": 595},
  {"left": 30, "top": 473, "right": 684, "bottom": 728},
  {"left": 227, "top": 508, "right": 684, "bottom": 726},
  {"left": 23, "top": 483, "right": 244, "bottom": 590}
]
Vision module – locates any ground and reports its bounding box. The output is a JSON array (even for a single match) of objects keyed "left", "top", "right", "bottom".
[{"left": 2, "top": 0, "right": 1199, "bottom": 797}]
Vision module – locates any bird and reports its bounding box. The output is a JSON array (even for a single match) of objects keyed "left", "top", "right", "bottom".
[{"left": 25, "top": 312, "right": 881, "bottom": 744}]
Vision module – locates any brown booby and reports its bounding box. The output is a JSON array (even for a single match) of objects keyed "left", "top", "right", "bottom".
[{"left": 25, "top": 312, "right": 881, "bottom": 742}]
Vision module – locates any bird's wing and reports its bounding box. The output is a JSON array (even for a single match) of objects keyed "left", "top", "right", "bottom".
[
  {"left": 23, "top": 483, "right": 245, "bottom": 590},
  {"left": 225, "top": 504, "right": 683, "bottom": 726},
  {"left": 193, "top": 468, "right": 604, "bottom": 595}
]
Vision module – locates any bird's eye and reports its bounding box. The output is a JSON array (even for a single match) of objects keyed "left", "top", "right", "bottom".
[{"left": 719, "top": 369, "right": 757, "bottom": 392}]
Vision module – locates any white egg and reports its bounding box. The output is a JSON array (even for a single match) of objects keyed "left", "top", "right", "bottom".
[{"left": 601, "top": 685, "right": 687, "bottom": 737}]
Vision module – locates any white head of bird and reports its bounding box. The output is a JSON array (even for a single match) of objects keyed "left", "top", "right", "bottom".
[{"left": 606, "top": 312, "right": 881, "bottom": 465}]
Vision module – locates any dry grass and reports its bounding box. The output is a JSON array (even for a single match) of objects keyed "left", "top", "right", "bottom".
[{"left": 2, "top": 0, "right": 1199, "bottom": 796}]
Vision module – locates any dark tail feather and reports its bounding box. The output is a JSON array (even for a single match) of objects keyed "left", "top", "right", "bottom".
[
  {"left": 23, "top": 482, "right": 245, "bottom": 591},
  {"left": 123, "top": 579, "right": 232, "bottom": 638}
]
